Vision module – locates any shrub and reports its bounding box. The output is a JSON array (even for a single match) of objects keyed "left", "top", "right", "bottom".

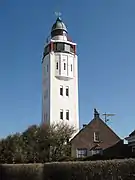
[
  {"left": 1, "top": 159, "right": 135, "bottom": 180},
  {"left": 1, "top": 164, "right": 43, "bottom": 180},
  {"left": 43, "top": 159, "right": 135, "bottom": 180}
]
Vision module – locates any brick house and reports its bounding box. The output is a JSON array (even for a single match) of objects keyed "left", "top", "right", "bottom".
[
  {"left": 71, "top": 109, "right": 124, "bottom": 158},
  {"left": 125, "top": 130, "right": 135, "bottom": 154}
]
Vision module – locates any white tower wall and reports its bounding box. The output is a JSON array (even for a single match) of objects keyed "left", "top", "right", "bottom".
[{"left": 41, "top": 17, "right": 79, "bottom": 133}]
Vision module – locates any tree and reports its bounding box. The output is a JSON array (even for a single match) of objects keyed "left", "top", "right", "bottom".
[
  {"left": 0, "top": 122, "right": 76, "bottom": 163},
  {"left": 48, "top": 123, "right": 76, "bottom": 161},
  {"left": 0, "top": 133, "right": 22, "bottom": 163},
  {"left": 21, "top": 124, "right": 50, "bottom": 163}
]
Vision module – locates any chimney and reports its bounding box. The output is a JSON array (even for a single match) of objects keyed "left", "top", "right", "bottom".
[{"left": 94, "top": 108, "right": 100, "bottom": 118}]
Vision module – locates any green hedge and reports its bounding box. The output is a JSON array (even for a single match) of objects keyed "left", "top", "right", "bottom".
[
  {"left": 44, "top": 159, "right": 135, "bottom": 180},
  {"left": 1, "top": 159, "right": 135, "bottom": 180},
  {"left": 1, "top": 164, "right": 43, "bottom": 180}
]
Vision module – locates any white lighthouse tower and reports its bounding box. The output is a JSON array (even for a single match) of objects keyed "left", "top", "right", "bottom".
[{"left": 41, "top": 15, "right": 79, "bottom": 132}]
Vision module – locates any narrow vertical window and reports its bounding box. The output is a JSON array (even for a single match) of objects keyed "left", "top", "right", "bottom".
[
  {"left": 60, "top": 109, "right": 63, "bottom": 120},
  {"left": 71, "top": 64, "right": 72, "bottom": 71},
  {"left": 64, "top": 63, "right": 66, "bottom": 70},
  {"left": 66, "top": 86, "right": 69, "bottom": 96},
  {"left": 94, "top": 132, "right": 100, "bottom": 142},
  {"left": 60, "top": 86, "right": 63, "bottom": 96},
  {"left": 47, "top": 65, "right": 48, "bottom": 72},
  {"left": 66, "top": 110, "right": 69, "bottom": 120},
  {"left": 56, "top": 62, "right": 58, "bottom": 69}
]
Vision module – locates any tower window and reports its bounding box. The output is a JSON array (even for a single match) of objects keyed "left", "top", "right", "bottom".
[
  {"left": 60, "top": 109, "right": 63, "bottom": 120},
  {"left": 65, "top": 44, "right": 70, "bottom": 52},
  {"left": 56, "top": 62, "right": 58, "bottom": 69},
  {"left": 66, "top": 110, "right": 69, "bottom": 120},
  {"left": 64, "top": 63, "right": 66, "bottom": 70},
  {"left": 56, "top": 43, "right": 64, "bottom": 51},
  {"left": 70, "top": 45, "right": 74, "bottom": 53},
  {"left": 53, "top": 43, "right": 57, "bottom": 51},
  {"left": 94, "top": 132, "right": 100, "bottom": 142},
  {"left": 60, "top": 86, "right": 63, "bottom": 96},
  {"left": 66, "top": 86, "right": 69, "bottom": 96},
  {"left": 71, "top": 64, "right": 72, "bottom": 71},
  {"left": 47, "top": 65, "right": 48, "bottom": 72},
  {"left": 43, "top": 44, "right": 50, "bottom": 57}
]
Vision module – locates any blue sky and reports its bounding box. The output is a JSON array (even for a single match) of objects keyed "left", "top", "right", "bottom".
[{"left": 0, "top": 0, "right": 135, "bottom": 139}]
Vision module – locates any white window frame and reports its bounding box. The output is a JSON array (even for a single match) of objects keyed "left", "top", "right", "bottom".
[
  {"left": 77, "top": 149, "right": 87, "bottom": 158},
  {"left": 91, "top": 149, "right": 103, "bottom": 155},
  {"left": 94, "top": 132, "right": 100, "bottom": 142}
]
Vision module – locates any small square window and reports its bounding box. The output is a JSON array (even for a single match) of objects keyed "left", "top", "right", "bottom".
[
  {"left": 60, "top": 110, "right": 63, "bottom": 120},
  {"left": 66, "top": 110, "right": 69, "bottom": 120},
  {"left": 66, "top": 87, "right": 69, "bottom": 96},
  {"left": 60, "top": 86, "right": 63, "bottom": 96}
]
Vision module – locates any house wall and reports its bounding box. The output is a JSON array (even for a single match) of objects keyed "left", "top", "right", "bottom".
[{"left": 71, "top": 118, "right": 121, "bottom": 158}]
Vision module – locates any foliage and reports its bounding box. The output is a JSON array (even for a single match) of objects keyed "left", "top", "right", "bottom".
[
  {"left": 43, "top": 159, "right": 135, "bottom": 180},
  {"left": 1, "top": 164, "right": 43, "bottom": 180},
  {"left": 0, "top": 123, "right": 75, "bottom": 164},
  {"left": 49, "top": 123, "right": 75, "bottom": 161},
  {"left": 1, "top": 159, "right": 135, "bottom": 180}
]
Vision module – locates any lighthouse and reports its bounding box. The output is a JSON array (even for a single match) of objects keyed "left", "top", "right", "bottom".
[{"left": 41, "top": 15, "right": 79, "bottom": 132}]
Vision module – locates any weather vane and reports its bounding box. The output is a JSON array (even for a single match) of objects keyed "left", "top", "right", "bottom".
[{"left": 55, "top": 12, "right": 62, "bottom": 19}]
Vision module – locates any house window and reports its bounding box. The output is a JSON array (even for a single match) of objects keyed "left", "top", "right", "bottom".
[
  {"left": 91, "top": 149, "right": 103, "bottom": 155},
  {"left": 56, "top": 62, "right": 58, "bottom": 69},
  {"left": 66, "top": 86, "right": 69, "bottom": 96},
  {"left": 77, "top": 149, "right": 87, "bottom": 158},
  {"left": 94, "top": 132, "right": 100, "bottom": 142},
  {"left": 71, "top": 64, "right": 72, "bottom": 71},
  {"left": 60, "top": 86, "right": 63, "bottom": 96},
  {"left": 66, "top": 110, "right": 69, "bottom": 120},
  {"left": 60, "top": 109, "right": 63, "bottom": 120},
  {"left": 64, "top": 63, "right": 66, "bottom": 70}
]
